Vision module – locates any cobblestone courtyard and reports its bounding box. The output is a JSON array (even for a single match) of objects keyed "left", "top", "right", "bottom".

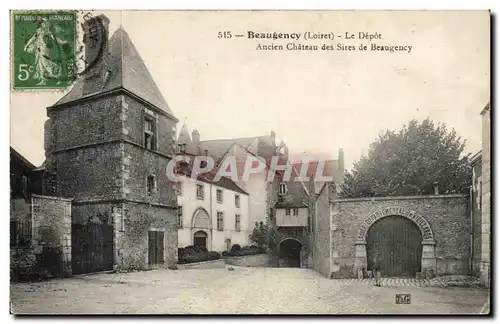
[{"left": 11, "top": 267, "right": 490, "bottom": 315}]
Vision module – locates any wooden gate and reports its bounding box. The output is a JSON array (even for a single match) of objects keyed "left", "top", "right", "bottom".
[
  {"left": 148, "top": 231, "right": 164, "bottom": 266},
  {"left": 72, "top": 222, "right": 114, "bottom": 275},
  {"left": 367, "top": 215, "right": 422, "bottom": 277}
]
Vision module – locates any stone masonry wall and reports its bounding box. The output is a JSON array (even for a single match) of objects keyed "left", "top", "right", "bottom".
[
  {"left": 11, "top": 195, "right": 72, "bottom": 278},
  {"left": 330, "top": 195, "right": 469, "bottom": 278},
  {"left": 54, "top": 144, "right": 122, "bottom": 200},
  {"left": 31, "top": 195, "right": 72, "bottom": 277},
  {"left": 46, "top": 96, "right": 123, "bottom": 152},
  {"left": 480, "top": 106, "right": 491, "bottom": 287},
  {"left": 114, "top": 202, "right": 178, "bottom": 270},
  {"left": 123, "top": 95, "right": 177, "bottom": 157}
]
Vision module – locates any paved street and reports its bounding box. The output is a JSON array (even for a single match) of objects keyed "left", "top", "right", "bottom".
[{"left": 11, "top": 267, "right": 490, "bottom": 315}]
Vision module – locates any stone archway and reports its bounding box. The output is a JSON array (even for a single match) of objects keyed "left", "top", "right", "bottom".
[
  {"left": 278, "top": 238, "right": 302, "bottom": 268},
  {"left": 191, "top": 208, "right": 212, "bottom": 250},
  {"left": 354, "top": 206, "right": 436, "bottom": 278}
]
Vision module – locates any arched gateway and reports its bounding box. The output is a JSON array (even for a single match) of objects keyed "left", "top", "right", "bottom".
[
  {"left": 354, "top": 206, "right": 436, "bottom": 278},
  {"left": 278, "top": 238, "right": 302, "bottom": 268}
]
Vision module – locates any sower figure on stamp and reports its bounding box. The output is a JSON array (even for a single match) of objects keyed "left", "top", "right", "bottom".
[{"left": 24, "top": 18, "right": 70, "bottom": 85}]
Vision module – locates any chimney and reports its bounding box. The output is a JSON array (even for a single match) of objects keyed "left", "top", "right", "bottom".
[
  {"left": 270, "top": 130, "right": 276, "bottom": 142},
  {"left": 338, "top": 148, "right": 344, "bottom": 172},
  {"left": 433, "top": 182, "right": 439, "bottom": 195},
  {"left": 192, "top": 129, "right": 200, "bottom": 148},
  {"left": 82, "top": 14, "right": 110, "bottom": 95}
]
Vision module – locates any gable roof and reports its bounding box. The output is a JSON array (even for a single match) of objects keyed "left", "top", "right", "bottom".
[
  {"left": 52, "top": 27, "right": 176, "bottom": 118},
  {"left": 197, "top": 135, "right": 277, "bottom": 166},
  {"left": 175, "top": 155, "right": 248, "bottom": 195},
  {"left": 275, "top": 168, "right": 310, "bottom": 209},
  {"left": 10, "top": 147, "right": 35, "bottom": 171}
]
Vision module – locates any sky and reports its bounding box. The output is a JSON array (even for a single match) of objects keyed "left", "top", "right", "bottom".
[{"left": 10, "top": 10, "right": 490, "bottom": 171}]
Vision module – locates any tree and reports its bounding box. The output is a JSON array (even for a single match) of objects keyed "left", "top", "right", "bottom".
[
  {"left": 249, "top": 221, "right": 279, "bottom": 250},
  {"left": 249, "top": 221, "right": 268, "bottom": 249},
  {"left": 341, "top": 118, "right": 472, "bottom": 197}
]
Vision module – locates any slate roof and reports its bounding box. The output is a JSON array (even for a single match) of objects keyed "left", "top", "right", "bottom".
[
  {"left": 52, "top": 27, "right": 176, "bottom": 118},
  {"left": 275, "top": 167, "right": 310, "bottom": 209},
  {"left": 197, "top": 135, "right": 276, "bottom": 166},
  {"left": 175, "top": 154, "right": 248, "bottom": 195},
  {"left": 10, "top": 147, "right": 35, "bottom": 171}
]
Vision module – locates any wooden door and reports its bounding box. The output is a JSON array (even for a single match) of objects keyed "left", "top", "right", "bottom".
[
  {"left": 72, "top": 222, "right": 114, "bottom": 275},
  {"left": 148, "top": 231, "right": 165, "bottom": 266},
  {"left": 367, "top": 215, "right": 422, "bottom": 277}
]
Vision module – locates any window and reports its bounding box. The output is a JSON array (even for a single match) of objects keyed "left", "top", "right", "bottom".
[
  {"left": 279, "top": 183, "right": 287, "bottom": 195},
  {"left": 196, "top": 184, "right": 204, "bottom": 199},
  {"left": 217, "top": 212, "right": 224, "bottom": 231},
  {"left": 293, "top": 208, "right": 299, "bottom": 216},
  {"left": 147, "top": 175, "right": 156, "bottom": 195},
  {"left": 216, "top": 189, "right": 223, "bottom": 203},
  {"left": 235, "top": 214, "right": 241, "bottom": 232},
  {"left": 144, "top": 117, "right": 156, "bottom": 150},
  {"left": 177, "top": 206, "right": 183, "bottom": 229},
  {"left": 235, "top": 195, "right": 240, "bottom": 208},
  {"left": 285, "top": 208, "right": 291, "bottom": 216}
]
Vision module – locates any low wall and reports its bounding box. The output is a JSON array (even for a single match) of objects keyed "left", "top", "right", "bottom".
[
  {"left": 224, "top": 254, "right": 270, "bottom": 267},
  {"left": 176, "top": 259, "right": 226, "bottom": 270}
]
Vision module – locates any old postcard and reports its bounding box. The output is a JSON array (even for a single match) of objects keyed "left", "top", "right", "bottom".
[{"left": 9, "top": 10, "right": 490, "bottom": 315}]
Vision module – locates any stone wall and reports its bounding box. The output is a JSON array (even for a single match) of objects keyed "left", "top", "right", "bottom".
[
  {"left": 329, "top": 195, "right": 469, "bottom": 278},
  {"left": 471, "top": 158, "right": 482, "bottom": 277},
  {"left": 113, "top": 202, "right": 178, "bottom": 271},
  {"left": 224, "top": 254, "right": 270, "bottom": 267},
  {"left": 480, "top": 105, "right": 491, "bottom": 287},
  {"left": 310, "top": 183, "right": 332, "bottom": 277},
  {"left": 10, "top": 195, "right": 72, "bottom": 279}
]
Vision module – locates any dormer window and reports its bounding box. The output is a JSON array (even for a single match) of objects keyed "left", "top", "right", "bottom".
[{"left": 279, "top": 183, "right": 287, "bottom": 195}]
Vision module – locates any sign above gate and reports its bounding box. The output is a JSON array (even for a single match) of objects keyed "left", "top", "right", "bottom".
[{"left": 356, "top": 206, "right": 434, "bottom": 242}]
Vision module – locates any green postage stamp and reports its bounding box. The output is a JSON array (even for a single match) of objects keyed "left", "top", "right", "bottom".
[{"left": 12, "top": 11, "right": 77, "bottom": 89}]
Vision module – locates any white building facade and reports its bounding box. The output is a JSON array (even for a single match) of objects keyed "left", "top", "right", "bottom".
[{"left": 176, "top": 174, "right": 250, "bottom": 252}]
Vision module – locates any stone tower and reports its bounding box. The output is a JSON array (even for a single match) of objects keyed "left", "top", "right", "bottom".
[{"left": 44, "top": 15, "right": 179, "bottom": 272}]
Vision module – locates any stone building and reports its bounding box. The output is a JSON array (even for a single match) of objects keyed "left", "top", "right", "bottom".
[
  {"left": 470, "top": 103, "right": 491, "bottom": 287},
  {"left": 43, "top": 16, "right": 179, "bottom": 273},
  {"left": 468, "top": 102, "right": 491, "bottom": 287},
  {"left": 479, "top": 103, "right": 491, "bottom": 287}
]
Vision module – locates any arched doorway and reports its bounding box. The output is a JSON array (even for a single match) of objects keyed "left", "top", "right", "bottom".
[
  {"left": 279, "top": 238, "right": 302, "bottom": 267},
  {"left": 193, "top": 230, "right": 208, "bottom": 249},
  {"left": 191, "top": 207, "right": 211, "bottom": 250},
  {"left": 366, "top": 215, "right": 422, "bottom": 277}
]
